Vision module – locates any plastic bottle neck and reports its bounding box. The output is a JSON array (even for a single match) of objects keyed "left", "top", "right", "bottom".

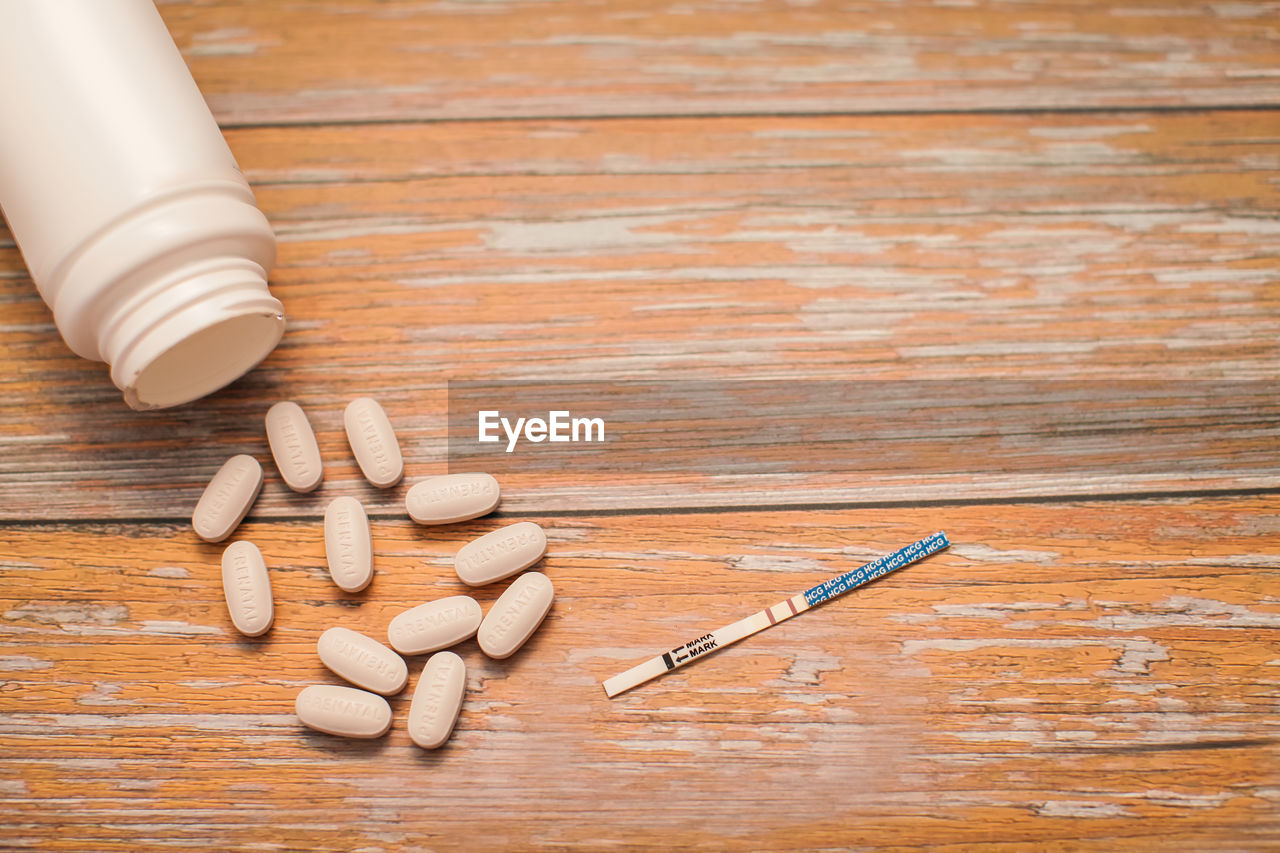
[
  {"left": 41, "top": 184, "right": 283, "bottom": 409},
  {"left": 100, "top": 257, "right": 284, "bottom": 409}
]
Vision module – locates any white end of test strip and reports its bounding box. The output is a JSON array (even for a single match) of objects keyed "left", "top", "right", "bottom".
[{"left": 602, "top": 599, "right": 807, "bottom": 698}]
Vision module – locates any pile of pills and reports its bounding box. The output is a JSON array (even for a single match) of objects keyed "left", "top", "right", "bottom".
[{"left": 190, "top": 398, "right": 554, "bottom": 749}]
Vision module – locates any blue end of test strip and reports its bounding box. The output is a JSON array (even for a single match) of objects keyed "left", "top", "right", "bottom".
[{"left": 802, "top": 531, "right": 950, "bottom": 607}]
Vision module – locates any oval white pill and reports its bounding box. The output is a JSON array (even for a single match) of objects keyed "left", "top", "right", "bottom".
[
  {"left": 408, "top": 651, "right": 466, "bottom": 750},
  {"left": 295, "top": 684, "right": 392, "bottom": 739},
  {"left": 221, "top": 540, "right": 273, "bottom": 637},
  {"left": 455, "top": 521, "right": 547, "bottom": 587},
  {"left": 192, "top": 454, "right": 263, "bottom": 543},
  {"left": 478, "top": 571, "right": 554, "bottom": 659},
  {"left": 323, "top": 496, "right": 373, "bottom": 592},
  {"left": 387, "top": 595, "right": 483, "bottom": 655},
  {"left": 265, "top": 401, "right": 323, "bottom": 493},
  {"left": 344, "top": 397, "right": 403, "bottom": 488},
  {"left": 317, "top": 627, "right": 408, "bottom": 695},
  {"left": 405, "top": 473, "right": 500, "bottom": 525}
]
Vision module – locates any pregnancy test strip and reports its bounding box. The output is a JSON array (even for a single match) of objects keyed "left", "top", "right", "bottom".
[{"left": 602, "top": 531, "right": 949, "bottom": 698}]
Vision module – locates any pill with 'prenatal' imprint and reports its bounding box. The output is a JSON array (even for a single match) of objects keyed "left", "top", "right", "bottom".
[
  {"left": 478, "top": 571, "right": 554, "bottom": 659},
  {"left": 295, "top": 684, "right": 392, "bottom": 738},
  {"left": 405, "top": 472, "right": 500, "bottom": 525},
  {"left": 324, "top": 496, "right": 373, "bottom": 592},
  {"left": 265, "top": 401, "right": 323, "bottom": 493},
  {"left": 193, "top": 454, "right": 263, "bottom": 543},
  {"left": 408, "top": 651, "right": 466, "bottom": 749},
  {"left": 344, "top": 397, "right": 403, "bottom": 488},
  {"left": 317, "top": 626, "right": 407, "bottom": 695},
  {"left": 221, "top": 540, "right": 273, "bottom": 637},
  {"left": 455, "top": 521, "right": 546, "bottom": 586},
  {"left": 387, "top": 596, "right": 483, "bottom": 655}
]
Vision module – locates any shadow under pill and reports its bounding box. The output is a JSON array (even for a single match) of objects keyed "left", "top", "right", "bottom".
[
  {"left": 298, "top": 728, "right": 396, "bottom": 757},
  {"left": 230, "top": 634, "right": 275, "bottom": 653},
  {"left": 411, "top": 738, "right": 459, "bottom": 767}
]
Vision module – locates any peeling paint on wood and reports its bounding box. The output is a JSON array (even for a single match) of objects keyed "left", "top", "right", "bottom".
[{"left": 0, "top": 0, "right": 1277, "bottom": 848}]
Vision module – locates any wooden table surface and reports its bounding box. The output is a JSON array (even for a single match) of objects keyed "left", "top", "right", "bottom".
[{"left": 2, "top": 1, "right": 1278, "bottom": 850}]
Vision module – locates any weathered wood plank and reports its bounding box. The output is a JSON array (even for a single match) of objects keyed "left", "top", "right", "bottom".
[
  {"left": 150, "top": 0, "right": 1280, "bottom": 123},
  {"left": 1, "top": 111, "right": 1276, "bottom": 519},
  {"left": 1, "top": 3, "right": 1275, "bottom": 849},
  {"left": 1, "top": 498, "right": 1276, "bottom": 849}
]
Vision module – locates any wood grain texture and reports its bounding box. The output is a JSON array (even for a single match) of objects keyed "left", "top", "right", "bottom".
[
  {"left": 2, "top": 111, "right": 1277, "bottom": 519},
  {"left": 153, "top": 0, "right": 1280, "bottom": 123},
  {"left": 1, "top": 0, "right": 1277, "bottom": 849},
  {"left": 1, "top": 500, "right": 1277, "bottom": 850}
]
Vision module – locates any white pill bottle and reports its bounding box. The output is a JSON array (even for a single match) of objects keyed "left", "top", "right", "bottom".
[{"left": 0, "top": 0, "right": 284, "bottom": 410}]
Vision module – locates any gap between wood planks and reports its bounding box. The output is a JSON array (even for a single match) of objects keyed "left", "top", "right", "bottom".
[
  {"left": 1051, "top": 737, "right": 1277, "bottom": 755},
  {"left": 3, "top": 484, "right": 1277, "bottom": 528},
  {"left": 220, "top": 102, "right": 1280, "bottom": 132}
]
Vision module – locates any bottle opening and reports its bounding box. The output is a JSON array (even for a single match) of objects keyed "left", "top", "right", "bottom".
[{"left": 124, "top": 310, "right": 284, "bottom": 410}]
